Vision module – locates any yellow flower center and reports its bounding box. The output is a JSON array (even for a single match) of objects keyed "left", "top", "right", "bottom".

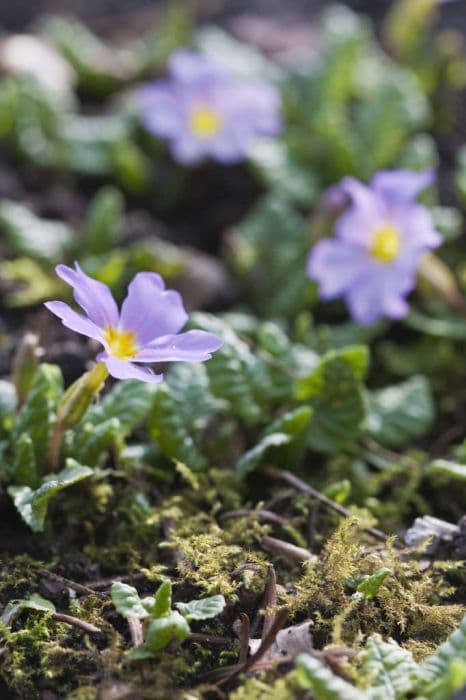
[
  {"left": 189, "top": 106, "right": 223, "bottom": 138},
  {"left": 103, "top": 326, "right": 138, "bottom": 360},
  {"left": 371, "top": 225, "right": 401, "bottom": 263}
]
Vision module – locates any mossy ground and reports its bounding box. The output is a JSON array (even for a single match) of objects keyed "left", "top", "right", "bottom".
[{"left": 1, "top": 463, "right": 464, "bottom": 699}]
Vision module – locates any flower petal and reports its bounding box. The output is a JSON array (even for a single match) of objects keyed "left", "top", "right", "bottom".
[
  {"left": 171, "top": 134, "right": 211, "bottom": 164},
  {"left": 371, "top": 169, "right": 434, "bottom": 204},
  {"left": 307, "top": 239, "right": 368, "bottom": 299},
  {"left": 336, "top": 177, "right": 384, "bottom": 246},
  {"left": 168, "top": 49, "right": 226, "bottom": 83},
  {"left": 119, "top": 272, "right": 188, "bottom": 344},
  {"left": 205, "top": 133, "right": 245, "bottom": 164},
  {"left": 56, "top": 263, "right": 119, "bottom": 329},
  {"left": 44, "top": 301, "right": 103, "bottom": 341},
  {"left": 138, "top": 83, "right": 185, "bottom": 138},
  {"left": 229, "top": 83, "right": 282, "bottom": 136},
  {"left": 340, "top": 177, "right": 381, "bottom": 218},
  {"left": 133, "top": 330, "right": 224, "bottom": 363},
  {"left": 346, "top": 268, "right": 414, "bottom": 325},
  {"left": 98, "top": 354, "right": 163, "bottom": 383},
  {"left": 396, "top": 204, "right": 442, "bottom": 256}
]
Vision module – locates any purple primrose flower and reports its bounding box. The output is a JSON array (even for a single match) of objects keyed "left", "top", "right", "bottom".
[
  {"left": 45, "top": 264, "right": 223, "bottom": 383},
  {"left": 307, "top": 170, "right": 442, "bottom": 325},
  {"left": 138, "top": 49, "right": 281, "bottom": 165}
]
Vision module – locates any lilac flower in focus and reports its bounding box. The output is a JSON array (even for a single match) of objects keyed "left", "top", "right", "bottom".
[
  {"left": 138, "top": 49, "right": 282, "bottom": 165},
  {"left": 45, "top": 264, "right": 223, "bottom": 383},
  {"left": 307, "top": 170, "right": 442, "bottom": 325}
]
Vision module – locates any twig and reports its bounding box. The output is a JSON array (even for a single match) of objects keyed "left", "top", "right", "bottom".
[
  {"left": 267, "top": 469, "right": 389, "bottom": 544},
  {"left": 260, "top": 535, "right": 313, "bottom": 563},
  {"left": 37, "top": 568, "right": 104, "bottom": 597},
  {"left": 238, "top": 613, "right": 250, "bottom": 664},
  {"left": 52, "top": 612, "right": 101, "bottom": 634},
  {"left": 227, "top": 608, "right": 289, "bottom": 682},
  {"left": 261, "top": 566, "right": 277, "bottom": 641},
  {"left": 203, "top": 609, "right": 289, "bottom": 685}
]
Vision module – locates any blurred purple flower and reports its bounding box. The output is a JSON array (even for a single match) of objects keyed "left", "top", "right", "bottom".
[
  {"left": 138, "top": 49, "right": 282, "bottom": 165},
  {"left": 45, "top": 264, "right": 223, "bottom": 383},
  {"left": 307, "top": 170, "right": 442, "bottom": 325}
]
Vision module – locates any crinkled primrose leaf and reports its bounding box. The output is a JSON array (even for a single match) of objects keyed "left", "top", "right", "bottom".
[
  {"left": 364, "top": 375, "right": 434, "bottom": 448},
  {"left": 110, "top": 582, "right": 151, "bottom": 620},
  {"left": 8, "top": 460, "right": 93, "bottom": 532},
  {"left": 360, "top": 635, "right": 419, "bottom": 699},
  {"left": 175, "top": 594, "right": 225, "bottom": 620},
  {"left": 1, "top": 594, "right": 56, "bottom": 626},
  {"left": 296, "top": 345, "right": 369, "bottom": 453}
]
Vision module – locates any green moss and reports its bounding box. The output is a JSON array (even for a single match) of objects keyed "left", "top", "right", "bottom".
[{"left": 230, "top": 671, "right": 303, "bottom": 700}]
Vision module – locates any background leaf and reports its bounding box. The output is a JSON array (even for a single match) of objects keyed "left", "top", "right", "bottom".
[
  {"left": 8, "top": 459, "right": 93, "bottom": 532},
  {"left": 364, "top": 376, "right": 434, "bottom": 447}
]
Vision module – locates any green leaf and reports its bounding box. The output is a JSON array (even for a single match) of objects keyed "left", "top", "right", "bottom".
[
  {"left": 404, "top": 310, "right": 466, "bottom": 340},
  {"left": 232, "top": 195, "right": 311, "bottom": 318},
  {"left": 176, "top": 594, "right": 225, "bottom": 621},
  {"left": 296, "top": 346, "right": 369, "bottom": 453},
  {"left": 111, "top": 582, "right": 149, "bottom": 620},
  {"left": 384, "top": 0, "right": 439, "bottom": 58},
  {"left": 43, "top": 17, "right": 133, "bottom": 96},
  {"left": 144, "top": 611, "right": 190, "bottom": 653},
  {"left": 364, "top": 376, "right": 434, "bottom": 448},
  {"left": 136, "top": 5, "right": 193, "bottom": 73},
  {"left": 249, "top": 139, "right": 318, "bottom": 206},
  {"left": 83, "top": 186, "right": 124, "bottom": 255},
  {"left": 86, "top": 380, "right": 156, "bottom": 437},
  {"left": 66, "top": 418, "right": 120, "bottom": 466},
  {"left": 12, "top": 432, "right": 39, "bottom": 488},
  {"left": 296, "top": 653, "right": 367, "bottom": 699},
  {"left": 8, "top": 459, "right": 93, "bottom": 532},
  {"left": 196, "top": 26, "right": 280, "bottom": 81},
  {"left": 1, "top": 594, "right": 56, "bottom": 626},
  {"left": 189, "top": 314, "right": 263, "bottom": 425},
  {"left": 420, "top": 615, "right": 466, "bottom": 694},
  {"left": 427, "top": 460, "right": 466, "bottom": 483},
  {"left": 149, "top": 384, "right": 208, "bottom": 472},
  {"left": 236, "top": 434, "right": 291, "bottom": 477},
  {"left": 361, "top": 635, "right": 419, "bottom": 700},
  {"left": 127, "top": 645, "right": 155, "bottom": 660},
  {"left": 148, "top": 362, "right": 222, "bottom": 471},
  {"left": 0, "top": 200, "right": 73, "bottom": 262},
  {"left": 59, "top": 114, "right": 130, "bottom": 177},
  {"left": 0, "top": 258, "right": 60, "bottom": 307},
  {"left": 236, "top": 407, "right": 313, "bottom": 476},
  {"left": 0, "top": 379, "right": 17, "bottom": 425},
  {"left": 152, "top": 580, "right": 172, "bottom": 618},
  {"left": 12, "top": 364, "right": 63, "bottom": 473},
  {"left": 355, "top": 568, "right": 393, "bottom": 600}
]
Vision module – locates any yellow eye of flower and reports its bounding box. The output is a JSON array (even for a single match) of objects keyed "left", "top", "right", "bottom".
[
  {"left": 103, "top": 327, "right": 138, "bottom": 360},
  {"left": 189, "top": 106, "right": 223, "bottom": 138},
  {"left": 371, "top": 225, "right": 401, "bottom": 263}
]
